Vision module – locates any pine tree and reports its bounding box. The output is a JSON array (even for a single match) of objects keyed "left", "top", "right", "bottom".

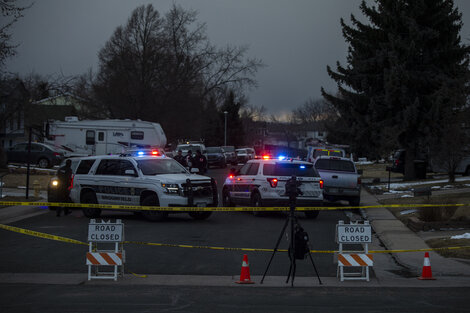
[{"left": 323, "top": 0, "right": 470, "bottom": 179}]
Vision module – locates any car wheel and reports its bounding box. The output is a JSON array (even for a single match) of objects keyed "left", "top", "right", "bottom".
[
  {"left": 141, "top": 194, "right": 167, "bottom": 222},
  {"left": 81, "top": 191, "right": 101, "bottom": 218},
  {"left": 222, "top": 188, "right": 234, "bottom": 207},
  {"left": 189, "top": 211, "right": 212, "bottom": 220},
  {"left": 38, "top": 158, "right": 50, "bottom": 169},
  {"left": 304, "top": 211, "right": 320, "bottom": 219},
  {"left": 349, "top": 197, "right": 361, "bottom": 207},
  {"left": 251, "top": 192, "right": 264, "bottom": 217}
]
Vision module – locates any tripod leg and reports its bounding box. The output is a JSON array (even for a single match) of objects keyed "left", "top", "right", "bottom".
[
  {"left": 261, "top": 217, "right": 290, "bottom": 284},
  {"left": 308, "top": 251, "right": 323, "bottom": 285},
  {"left": 291, "top": 258, "right": 297, "bottom": 287}
]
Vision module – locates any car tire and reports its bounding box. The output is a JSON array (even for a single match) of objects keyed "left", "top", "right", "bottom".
[
  {"left": 38, "top": 158, "right": 50, "bottom": 169},
  {"left": 141, "top": 194, "right": 167, "bottom": 222},
  {"left": 349, "top": 197, "right": 361, "bottom": 207},
  {"left": 81, "top": 191, "right": 101, "bottom": 218},
  {"left": 222, "top": 188, "right": 234, "bottom": 207},
  {"left": 251, "top": 192, "right": 264, "bottom": 217},
  {"left": 189, "top": 211, "right": 212, "bottom": 220},
  {"left": 304, "top": 211, "right": 320, "bottom": 219}
]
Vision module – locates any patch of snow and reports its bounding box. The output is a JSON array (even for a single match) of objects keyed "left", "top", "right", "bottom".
[
  {"left": 401, "top": 195, "right": 413, "bottom": 198},
  {"left": 451, "top": 233, "right": 470, "bottom": 239},
  {"left": 431, "top": 186, "right": 441, "bottom": 190},
  {"left": 400, "top": 209, "right": 417, "bottom": 215},
  {"left": 17, "top": 186, "right": 26, "bottom": 189}
]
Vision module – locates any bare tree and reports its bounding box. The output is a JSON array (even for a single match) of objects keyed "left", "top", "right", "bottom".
[
  {"left": 92, "top": 4, "right": 263, "bottom": 140},
  {"left": 0, "top": 0, "right": 32, "bottom": 70}
]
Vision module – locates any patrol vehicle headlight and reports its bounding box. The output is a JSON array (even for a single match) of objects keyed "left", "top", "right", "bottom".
[
  {"left": 51, "top": 180, "right": 59, "bottom": 187},
  {"left": 161, "top": 183, "right": 180, "bottom": 194}
]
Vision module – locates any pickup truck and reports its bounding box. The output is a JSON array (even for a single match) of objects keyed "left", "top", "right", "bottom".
[{"left": 313, "top": 156, "right": 361, "bottom": 206}]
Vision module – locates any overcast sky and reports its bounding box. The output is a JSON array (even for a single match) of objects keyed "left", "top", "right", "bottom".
[{"left": 5, "top": 0, "right": 470, "bottom": 117}]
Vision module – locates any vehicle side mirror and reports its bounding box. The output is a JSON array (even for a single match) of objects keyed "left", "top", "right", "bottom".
[
  {"left": 191, "top": 168, "right": 199, "bottom": 174},
  {"left": 357, "top": 169, "right": 363, "bottom": 175},
  {"left": 124, "top": 169, "right": 137, "bottom": 176}
]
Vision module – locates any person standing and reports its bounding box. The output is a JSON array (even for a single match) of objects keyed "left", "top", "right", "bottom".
[
  {"left": 185, "top": 150, "right": 194, "bottom": 170},
  {"left": 173, "top": 149, "right": 187, "bottom": 167},
  {"left": 56, "top": 159, "right": 72, "bottom": 217},
  {"left": 195, "top": 150, "right": 207, "bottom": 174}
]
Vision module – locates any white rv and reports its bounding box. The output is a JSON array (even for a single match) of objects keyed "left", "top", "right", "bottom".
[{"left": 45, "top": 117, "right": 167, "bottom": 156}]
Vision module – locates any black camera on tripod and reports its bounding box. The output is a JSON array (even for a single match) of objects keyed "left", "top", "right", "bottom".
[{"left": 285, "top": 175, "right": 303, "bottom": 201}]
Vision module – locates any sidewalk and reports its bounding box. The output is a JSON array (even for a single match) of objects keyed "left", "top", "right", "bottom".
[{"left": 361, "top": 189, "right": 470, "bottom": 277}]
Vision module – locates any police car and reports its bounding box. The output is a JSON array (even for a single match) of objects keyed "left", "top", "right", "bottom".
[
  {"left": 222, "top": 156, "right": 324, "bottom": 219},
  {"left": 69, "top": 152, "right": 218, "bottom": 221}
]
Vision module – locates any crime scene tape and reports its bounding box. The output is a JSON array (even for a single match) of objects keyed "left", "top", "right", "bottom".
[
  {"left": 1, "top": 201, "right": 469, "bottom": 212},
  {"left": 0, "top": 223, "right": 88, "bottom": 246},
  {"left": 1, "top": 223, "right": 470, "bottom": 254}
]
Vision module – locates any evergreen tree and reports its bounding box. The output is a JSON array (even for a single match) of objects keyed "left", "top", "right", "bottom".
[{"left": 323, "top": 0, "right": 470, "bottom": 179}]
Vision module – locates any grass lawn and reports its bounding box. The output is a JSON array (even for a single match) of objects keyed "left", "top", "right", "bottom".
[
  {"left": 378, "top": 194, "right": 470, "bottom": 259},
  {"left": 356, "top": 162, "right": 403, "bottom": 180}
]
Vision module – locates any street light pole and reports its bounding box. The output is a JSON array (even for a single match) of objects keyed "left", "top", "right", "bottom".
[{"left": 224, "top": 111, "right": 228, "bottom": 146}]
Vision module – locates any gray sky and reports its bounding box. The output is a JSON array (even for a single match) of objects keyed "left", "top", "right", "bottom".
[{"left": 5, "top": 0, "right": 470, "bottom": 117}]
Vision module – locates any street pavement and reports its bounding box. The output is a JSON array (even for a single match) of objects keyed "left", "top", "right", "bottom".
[{"left": 0, "top": 184, "right": 469, "bottom": 287}]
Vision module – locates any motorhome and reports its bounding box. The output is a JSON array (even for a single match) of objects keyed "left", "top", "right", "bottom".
[{"left": 45, "top": 117, "right": 167, "bottom": 156}]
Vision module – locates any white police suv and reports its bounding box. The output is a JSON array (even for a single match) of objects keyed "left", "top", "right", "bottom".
[
  {"left": 222, "top": 156, "right": 324, "bottom": 219},
  {"left": 69, "top": 153, "right": 218, "bottom": 221}
]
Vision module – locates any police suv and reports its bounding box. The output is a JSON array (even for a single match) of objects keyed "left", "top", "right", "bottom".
[
  {"left": 222, "top": 156, "right": 324, "bottom": 219},
  {"left": 69, "top": 153, "right": 218, "bottom": 221}
]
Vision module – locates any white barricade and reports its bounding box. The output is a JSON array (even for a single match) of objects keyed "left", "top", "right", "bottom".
[
  {"left": 336, "top": 220, "right": 373, "bottom": 281},
  {"left": 87, "top": 219, "right": 125, "bottom": 281}
]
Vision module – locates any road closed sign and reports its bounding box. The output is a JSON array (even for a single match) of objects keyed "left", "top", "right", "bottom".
[
  {"left": 88, "top": 220, "right": 124, "bottom": 242},
  {"left": 337, "top": 224, "right": 372, "bottom": 244}
]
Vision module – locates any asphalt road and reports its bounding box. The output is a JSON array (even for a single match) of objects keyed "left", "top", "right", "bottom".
[
  {"left": 1, "top": 284, "right": 469, "bottom": 313},
  {"left": 0, "top": 167, "right": 356, "bottom": 277}
]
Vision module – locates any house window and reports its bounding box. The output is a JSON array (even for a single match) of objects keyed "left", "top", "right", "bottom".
[
  {"left": 131, "top": 131, "right": 144, "bottom": 140},
  {"left": 318, "top": 132, "right": 324, "bottom": 137},
  {"left": 86, "top": 130, "right": 95, "bottom": 145},
  {"left": 98, "top": 132, "right": 104, "bottom": 141}
]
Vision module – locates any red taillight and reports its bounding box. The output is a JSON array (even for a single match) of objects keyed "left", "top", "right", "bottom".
[
  {"left": 395, "top": 159, "right": 399, "bottom": 166},
  {"left": 229, "top": 174, "right": 234, "bottom": 179},
  {"left": 263, "top": 155, "right": 270, "bottom": 160},
  {"left": 151, "top": 150, "right": 159, "bottom": 155},
  {"left": 319, "top": 179, "right": 324, "bottom": 189},
  {"left": 357, "top": 177, "right": 361, "bottom": 185},
  {"left": 267, "top": 178, "right": 278, "bottom": 188},
  {"left": 54, "top": 152, "right": 61, "bottom": 156}
]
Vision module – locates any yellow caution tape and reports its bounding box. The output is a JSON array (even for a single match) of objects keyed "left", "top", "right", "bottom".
[
  {"left": 129, "top": 272, "right": 148, "bottom": 278},
  {"left": 1, "top": 223, "right": 469, "bottom": 254},
  {"left": 1, "top": 201, "right": 469, "bottom": 212},
  {"left": 0, "top": 223, "right": 88, "bottom": 246}
]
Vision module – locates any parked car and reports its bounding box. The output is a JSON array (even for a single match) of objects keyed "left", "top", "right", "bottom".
[
  {"left": 313, "top": 156, "right": 361, "bottom": 206},
  {"left": 6, "top": 142, "right": 65, "bottom": 168},
  {"left": 236, "top": 148, "right": 256, "bottom": 163},
  {"left": 69, "top": 154, "right": 217, "bottom": 221},
  {"left": 206, "top": 147, "right": 227, "bottom": 168},
  {"left": 222, "top": 157, "right": 323, "bottom": 218},
  {"left": 390, "top": 149, "right": 427, "bottom": 179},
  {"left": 221, "top": 146, "right": 237, "bottom": 165}
]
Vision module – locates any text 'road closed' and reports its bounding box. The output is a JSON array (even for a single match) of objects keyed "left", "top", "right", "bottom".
[{"left": 337, "top": 225, "right": 372, "bottom": 243}]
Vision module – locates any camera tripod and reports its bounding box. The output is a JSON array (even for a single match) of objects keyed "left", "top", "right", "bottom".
[{"left": 260, "top": 176, "right": 322, "bottom": 287}]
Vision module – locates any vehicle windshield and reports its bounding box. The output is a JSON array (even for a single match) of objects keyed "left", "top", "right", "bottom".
[
  {"left": 222, "top": 146, "right": 235, "bottom": 152},
  {"left": 137, "top": 158, "right": 188, "bottom": 175},
  {"left": 314, "top": 159, "right": 356, "bottom": 172},
  {"left": 177, "top": 145, "right": 202, "bottom": 152},
  {"left": 206, "top": 147, "right": 223, "bottom": 153},
  {"left": 236, "top": 149, "right": 247, "bottom": 154},
  {"left": 263, "top": 163, "right": 319, "bottom": 177}
]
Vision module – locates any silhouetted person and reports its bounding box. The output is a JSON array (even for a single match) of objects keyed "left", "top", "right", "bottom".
[{"left": 56, "top": 159, "right": 72, "bottom": 217}]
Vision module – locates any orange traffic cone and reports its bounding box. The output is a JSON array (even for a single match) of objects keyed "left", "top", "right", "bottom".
[
  {"left": 418, "top": 252, "right": 436, "bottom": 280},
  {"left": 235, "top": 254, "right": 255, "bottom": 284}
]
